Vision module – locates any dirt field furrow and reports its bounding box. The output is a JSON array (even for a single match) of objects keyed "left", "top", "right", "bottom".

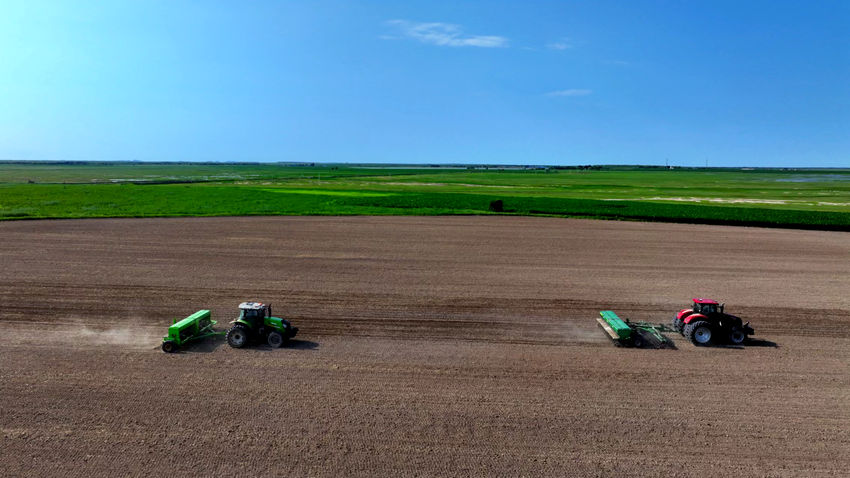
[{"left": 1, "top": 216, "right": 848, "bottom": 477}]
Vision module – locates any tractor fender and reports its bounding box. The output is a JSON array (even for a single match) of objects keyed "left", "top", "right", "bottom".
[
  {"left": 230, "top": 319, "right": 254, "bottom": 330},
  {"left": 676, "top": 309, "right": 693, "bottom": 320},
  {"left": 682, "top": 313, "right": 708, "bottom": 325}
]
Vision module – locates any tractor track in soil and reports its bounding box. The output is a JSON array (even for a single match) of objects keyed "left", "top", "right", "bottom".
[{"left": 1, "top": 216, "right": 849, "bottom": 477}]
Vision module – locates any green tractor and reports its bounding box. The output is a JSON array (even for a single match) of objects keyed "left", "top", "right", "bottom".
[{"left": 226, "top": 302, "right": 298, "bottom": 349}]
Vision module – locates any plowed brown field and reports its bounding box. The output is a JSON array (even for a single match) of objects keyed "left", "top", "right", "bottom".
[{"left": 1, "top": 216, "right": 848, "bottom": 477}]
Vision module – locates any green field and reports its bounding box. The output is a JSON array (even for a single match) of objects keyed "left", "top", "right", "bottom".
[{"left": 2, "top": 162, "right": 849, "bottom": 230}]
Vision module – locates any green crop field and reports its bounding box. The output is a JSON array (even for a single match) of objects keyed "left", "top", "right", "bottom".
[{"left": 1, "top": 161, "right": 849, "bottom": 230}]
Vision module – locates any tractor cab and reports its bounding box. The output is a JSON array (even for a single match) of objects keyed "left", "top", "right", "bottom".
[
  {"left": 238, "top": 301, "right": 271, "bottom": 326},
  {"left": 692, "top": 298, "right": 724, "bottom": 315}
]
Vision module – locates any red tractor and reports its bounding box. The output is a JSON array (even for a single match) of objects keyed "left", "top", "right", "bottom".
[{"left": 672, "top": 298, "right": 754, "bottom": 346}]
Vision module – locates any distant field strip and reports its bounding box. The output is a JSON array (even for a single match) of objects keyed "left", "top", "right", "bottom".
[
  {"left": 1, "top": 163, "right": 849, "bottom": 229},
  {"left": 262, "top": 188, "right": 395, "bottom": 197}
]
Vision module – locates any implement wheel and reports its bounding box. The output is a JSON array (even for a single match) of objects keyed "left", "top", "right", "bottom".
[
  {"left": 632, "top": 334, "right": 645, "bottom": 348},
  {"left": 227, "top": 326, "right": 249, "bottom": 349},
  {"left": 685, "top": 320, "right": 713, "bottom": 346},
  {"left": 161, "top": 340, "right": 178, "bottom": 353},
  {"left": 267, "top": 331, "right": 284, "bottom": 348}
]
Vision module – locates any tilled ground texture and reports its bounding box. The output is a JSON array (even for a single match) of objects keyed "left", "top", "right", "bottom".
[{"left": 1, "top": 216, "right": 849, "bottom": 477}]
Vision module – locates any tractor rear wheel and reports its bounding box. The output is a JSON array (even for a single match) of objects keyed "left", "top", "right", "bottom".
[
  {"left": 672, "top": 317, "right": 684, "bottom": 333},
  {"left": 267, "top": 331, "right": 284, "bottom": 348},
  {"left": 226, "top": 326, "right": 249, "bottom": 349},
  {"left": 729, "top": 328, "right": 746, "bottom": 345},
  {"left": 161, "top": 340, "right": 178, "bottom": 353},
  {"left": 685, "top": 320, "right": 713, "bottom": 346}
]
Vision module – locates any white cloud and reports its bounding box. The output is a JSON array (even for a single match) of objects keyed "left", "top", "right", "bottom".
[
  {"left": 547, "top": 89, "right": 592, "bottom": 97},
  {"left": 385, "top": 20, "right": 507, "bottom": 48},
  {"left": 546, "top": 39, "right": 575, "bottom": 50},
  {"left": 546, "top": 37, "right": 578, "bottom": 50}
]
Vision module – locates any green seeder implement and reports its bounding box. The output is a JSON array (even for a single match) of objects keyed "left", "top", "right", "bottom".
[
  {"left": 597, "top": 310, "right": 673, "bottom": 348},
  {"left": 161, "top": 310, "right": 225, "bottom": 353}
]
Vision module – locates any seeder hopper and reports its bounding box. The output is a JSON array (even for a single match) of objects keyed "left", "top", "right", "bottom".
[
  {"left": 597, "top": 310, "right": 673, "bottom": 348},
  {"left": 161, "top": 310, "right": 224, "bottom": 353}
]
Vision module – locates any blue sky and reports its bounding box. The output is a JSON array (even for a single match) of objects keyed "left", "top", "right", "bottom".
[{"left": 0, "top": 1, "right": 847, "bottom": 167}]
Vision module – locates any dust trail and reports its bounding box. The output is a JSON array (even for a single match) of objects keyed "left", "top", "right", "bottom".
[
  {"left": 2, "top": 321, "right": 164, "bottom": 350},
  {"left": 553, "top": 320, "right": 608, "bottom": 343},
  {"left": 75, "top": 326, "right": 161, "bottom": 348}
]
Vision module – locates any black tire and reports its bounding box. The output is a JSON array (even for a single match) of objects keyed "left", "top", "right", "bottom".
[
  {"left": 729, "top": 328, "right": 746, "bottom": 345},
  {"left": 267, "top": 331, "right": 284, "bottom": 348},
  {"left": 632, "top": 334, "right": 645, "bottom": 348},
  {"left": 684, "top": 320, "right": 713, "bottom": 346},
  {"left": 161, "top": 340, "right": 178, "bottom": 353},
  {"left": 226, "top": 326, "right": 249, "bottom": 349},
  {"left": 672, "top": 317, "right": 684, "bottom": 333}
]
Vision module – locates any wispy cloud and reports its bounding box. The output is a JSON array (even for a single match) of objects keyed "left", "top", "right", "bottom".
[
  {"left": 547, "top": 89, "right": 592, "bottom": 97},
  {"left": 546, "top": 38, "right": 575, "bottom": 50},
  {"left": 603, "top": 59, "right": 630, "bottom": 66},
  {"left": 385, "top": 20, "right": 508, "bottom": 48}
]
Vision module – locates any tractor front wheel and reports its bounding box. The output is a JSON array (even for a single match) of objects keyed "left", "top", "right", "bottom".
[
  {"left": 227, "top": 326, "right": 249, "bottom": 349},
  {"left": 161, "top": 340, "right": 178, "bottom": 353},
  {"left": 267, "top": 331, "right": 284, "bottom": 348},
  {"left": 685, "top": 320, "right": 713, "bottom": 346},
  {"left": 729, "top": 328, "right": 746, "bottom": 345}
]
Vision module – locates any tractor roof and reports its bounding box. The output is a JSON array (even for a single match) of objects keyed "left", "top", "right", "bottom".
[
  {"left": 693, "top": 298, "right": 719, "bottom": 305},
  {"left": 238, "top": 301, "right": 266, "bottom": 310}
]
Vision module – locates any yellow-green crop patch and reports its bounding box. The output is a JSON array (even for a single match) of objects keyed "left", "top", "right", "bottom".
[{"left": 262, "top": 188, "right": 396, "bottom": 197}]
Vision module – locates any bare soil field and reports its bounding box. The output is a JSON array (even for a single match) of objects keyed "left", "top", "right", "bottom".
[{"left": 1, "top": 216, "right": 848, "bottom": 477}]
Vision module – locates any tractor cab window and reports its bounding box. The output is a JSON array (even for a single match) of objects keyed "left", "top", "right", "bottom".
[
  {"left": 695, "top": 303, "right": 717, "bottom": 314},
  {"left": 242, "top": 308, "right": 264, "bottom": 320}
]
